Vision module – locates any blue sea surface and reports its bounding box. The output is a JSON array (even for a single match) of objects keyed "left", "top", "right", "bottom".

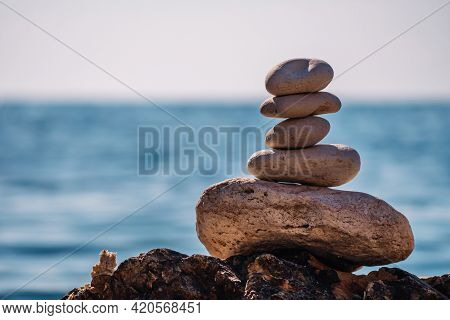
[{"left": 0, "top": 100, "right": 449, "bottom": 299}]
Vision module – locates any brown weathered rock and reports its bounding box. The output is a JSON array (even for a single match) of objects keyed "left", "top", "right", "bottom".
[
  {"left": 243, "top": 253, "right": 335, "bottom": 299},
  {"left": 196, "top": 178, "right": 414, "bottom": 266},
  {"left": 247, "top": 144, "right": 360, "bottom": 187},
  {"left": 422, "top": 274, "right": 450, "bottom": 297},
  {"left": 260, "top": 92, "right": 341, "bottom": 118},
  {"left": 265, "top": 116, "right": 330, "bottom": 149},
  {"left": 63, "top": 248, "right": 447, "bottom": 300},
  {"left": 265, "top": 58, "right": 334, "bottom": 95},
  {"left": 363, "top": 268, "right": 447, "bottom": 300},
  {"left": 91, "top": 250, "right": 117, "bottom": 278},
  {"left": 64, "top": 249, "right": 243, "bottom": 300}
]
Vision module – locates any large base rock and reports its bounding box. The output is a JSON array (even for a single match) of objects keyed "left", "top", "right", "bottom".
[
  {"left": 196, "top": 178, "right": 414, "bottom": 266},
  {"left": 63, "top": 248, "right": 448, "bottom": 300}
]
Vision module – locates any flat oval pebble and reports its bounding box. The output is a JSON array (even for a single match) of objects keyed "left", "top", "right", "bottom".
[
  {"left": 260, "top": 92, "right": 341, "bottom": 118},
  {"left": 247, "top": 144, "right": 360, "bottom": 187},
  {"left": 265, "top": 116, "right": 330, "bottom": 149},
  {"left": 265, "top": 59, "right": 334, "bottom": 95},
  {"left": 196, "top": 177, "right": 414, "bottom": 266}
]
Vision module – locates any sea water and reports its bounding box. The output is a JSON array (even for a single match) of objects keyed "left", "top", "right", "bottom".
[{"left": 0, "top": 100, "right": 449, "bottom": 299}]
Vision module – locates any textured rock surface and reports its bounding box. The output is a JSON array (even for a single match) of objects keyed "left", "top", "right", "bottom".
[
  {"left": 363, "top": 268, "right": 448, "bottom": 299},
  {"left": 265, "top": 116, "right": 330, "bottom": 149},
  {"left": 196, "top": 178, "right": 414, "bottom": 265},
  {"left": 247, "top": 144, "right": 360, "bottom": 186},
  {"left": 91, "top": 250, "right": 117, "bottom": 277},
  {"left": 63, "top": 248, "right": 448, "bottom": 300},
  {"left": 422, "top": 274, "right": 450, "bottom": 297},
  {"left": 65, "top": 249, "right": 242, "bottom": 300},
  {"left": 260, "top": 92, "right": 341, "bottom": 118},
  {"left": 265, "top": 59, "right": 334, "bottom": 95}
]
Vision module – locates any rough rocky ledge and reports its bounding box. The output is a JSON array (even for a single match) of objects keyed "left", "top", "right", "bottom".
[{"left": 63, "top": 248, "right": 448, "bottom": 300}]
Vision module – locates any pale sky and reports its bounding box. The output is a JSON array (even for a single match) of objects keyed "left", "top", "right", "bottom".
[{"left": 1, "top": 0, "right": 449, "bottom": 101}]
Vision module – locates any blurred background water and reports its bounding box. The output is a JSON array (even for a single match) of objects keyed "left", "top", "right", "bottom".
[{"left": 0, "top": 100, "right": 449, "bottom": 299}]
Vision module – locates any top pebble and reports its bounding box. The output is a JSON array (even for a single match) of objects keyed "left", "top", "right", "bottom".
[{"left": 265, "top": 58, "right": 334, "bottom": 96}]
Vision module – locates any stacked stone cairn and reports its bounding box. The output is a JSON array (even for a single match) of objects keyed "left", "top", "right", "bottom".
[{"left": 196, "top": 58, "right": 414, "bottom": 271}]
